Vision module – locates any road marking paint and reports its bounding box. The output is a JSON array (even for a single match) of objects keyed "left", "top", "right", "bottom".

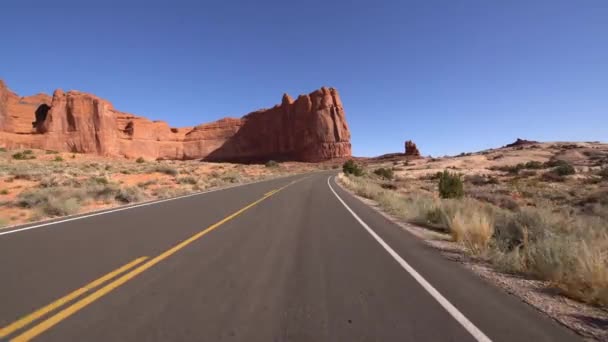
[
  {"left": 11, "top": 181, "right": 296, "bottom": 342},
  {"left": 0, "top": 257, "right": 147, "bottom": 338},
  {"left": 0, "top": 172, "right": 311, "bottom": 237},
  {"left": 264, "top": 189, "right": 278, "bottom": 196},
  {"left": 327, "top": 176, "right": 492, "bottom": 342}
]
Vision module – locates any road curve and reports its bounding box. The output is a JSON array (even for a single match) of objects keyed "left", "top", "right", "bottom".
[{"left": 0, "top": 172, "right": 580, "bottom": 341}]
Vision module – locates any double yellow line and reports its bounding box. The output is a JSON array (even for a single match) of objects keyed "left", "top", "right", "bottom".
[{"left": 1, "top": 180, "right": 299, "bottom": 341}]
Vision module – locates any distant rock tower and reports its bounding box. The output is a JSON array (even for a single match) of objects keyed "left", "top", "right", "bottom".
[{"left": 404, "top": 140, "right": 421, "bottom": 157}]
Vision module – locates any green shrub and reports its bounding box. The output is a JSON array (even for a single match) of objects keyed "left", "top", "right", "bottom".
[
  {"left": 265, "top": 160, "right": 279, "bottom": 168},
  {"left": 0, "top": 189, "right": 9, "bottom": 195},
  {"left": 343, "top": 160, "right": 363, "bottom": 176},
  {"left": 136, "top": 157, "right": 145, "bottom": 164},
  {"left": 45, "top": 150, "right": 59, "bottom": 154},
  {"left": 554, "top": 163, "right": 575, "bottom": 176},
  {"left": 12, "top": 152, "right": 36, "bottom": 160},
  {"left": 438, "top": 170, "right": 464, "bottom": 199},
  {"left": 0, "top": 147, "right": 6, "bottom": 152},
  {"left": 373, "top": 167, "right": 394, "bottom": 180},
  {"left": 53, "top": 156, "right": 64, "bottom": 162}
]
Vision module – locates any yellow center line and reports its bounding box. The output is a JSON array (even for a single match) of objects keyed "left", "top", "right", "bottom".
[
  {"left": 12, "top": 178, "right": 302, "bottom": 342},
  {"left": 264, "top": 189, "right": 278, "bottom": 196},
  {"left": 0, "top": 257, "right": 148, "bottom": 338}
]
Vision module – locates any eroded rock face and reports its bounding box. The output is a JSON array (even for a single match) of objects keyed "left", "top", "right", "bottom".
[
  {"left": 0, "top": 80, "right": 351, "bottom": 162},
  {"left": 404, "top": 140, "right": 420, "bottom": 157}
]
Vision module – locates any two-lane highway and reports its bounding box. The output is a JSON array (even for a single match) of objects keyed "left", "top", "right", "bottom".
[{"left": 0, "top": 172, "right": 580, "bottom": 341}]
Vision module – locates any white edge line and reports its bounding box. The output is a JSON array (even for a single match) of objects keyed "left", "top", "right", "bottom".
[
  {"left": 0, "top": 172, "right": 308, "bottom": 237},
  {"left": 327, "top": 176, "right": 492, "bottom": 342}
]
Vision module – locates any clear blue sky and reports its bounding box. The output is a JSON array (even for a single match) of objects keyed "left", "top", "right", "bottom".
[{"left": 1, "top": 1, "right": 606, "bottom": 157}]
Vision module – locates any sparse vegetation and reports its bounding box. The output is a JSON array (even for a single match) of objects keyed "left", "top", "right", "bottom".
[
  {"left": 373, "top": 167, "right": 394, "bottom": 180},
  {"left": 177, "top": 176, "right": 198, "bottom": 185},
  {"left": 342, "top": 160, "right": 363, "bottom": 176},
  {"left": 438, "top": 170, "right": 464, "bottom": 199},
  {"left": 153, "top": 165, "right": 179, "bottom": 176},
  {"left": 136, "top": 157, "right": 145, "bottom": 163},
  {"left": 12, "top": 150, "right": 36, "bottom": 160},
  {"left": 115, "top": 186, "right": 147, "bottom": 204},
  {"left": 0, "top": 148, "right": 314, "bottom": 228},
  {"left": 53, "top": 156, "right": 64, "bottom": 162},
  {"left": 338, "top": 142, "right": 608, "bottom": 308},
  {"left": 265, "top": 160, "right": 279, "bottom": 168}
]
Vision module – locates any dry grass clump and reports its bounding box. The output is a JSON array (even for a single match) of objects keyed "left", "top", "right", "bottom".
[{"left": 339, "top": 171, "right": 608, "bottom": 307}]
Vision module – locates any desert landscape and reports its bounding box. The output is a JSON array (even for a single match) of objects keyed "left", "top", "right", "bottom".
[
  {"left": 0, "top": 79, "right": 347, "bottom": 227},
  {"left": 338, "top": 139, "right": 608, "bottom": 339}
]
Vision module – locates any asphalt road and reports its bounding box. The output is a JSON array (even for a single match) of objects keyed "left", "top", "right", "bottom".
[{"left": 0, "top": 172, "right": 580, "bottom": 341}]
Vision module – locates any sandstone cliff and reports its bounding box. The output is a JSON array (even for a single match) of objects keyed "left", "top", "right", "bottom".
[{"left": 0, "top": 80, "right": 351, "bottom": 162}]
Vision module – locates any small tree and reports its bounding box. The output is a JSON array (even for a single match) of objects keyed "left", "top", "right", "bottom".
[
  {"left": 438, "top": 170, "right": 464, "bottom": 199},
  {"left": 343, "top": 160, "right": 363, "bottom": 176}
]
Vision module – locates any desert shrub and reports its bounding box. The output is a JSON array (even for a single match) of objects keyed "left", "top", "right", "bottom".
[
  {"left": 373, "top": 167, "right": 394, "bottom": 180},
  {"left": 153, "top": 165, "right": 178, "bottom": 176},
  {"left": 425, "top": 207, "right": 444, "bottom": 226},
  {"left": 541, "top": 171, "right": 565, "bottom": 182},
  {"left": 18, "top": 188, "right": 82, "bottom": 217},
  {"left": 380, "top": 182, "right": 397, "bottom": 190},
  {"left": 342, "top": 160, "right": 363, "bottom": 176},
  {"left": 265, "top": 160, "right": 279, "bottom": 168},
  {"left": 524, "top": 161, "right": 545, "bottom": 169},
  {"left": 554, "top": 163, "right": 575, "bottom": 176},
  {"left": 444, "top": 205, "right": 494, "bottom": 254},
  {"left": 136, "top": 157, "right": 145, "bottom": 164},
  {"left": 0, "top": 147, "right": 6, "bottom": 152},
  {"left": 0, "top": 189, "right": 9, "bottom": 195},
  {"left": 438, "top": 170, "right": 464, "bottom": 199},
  {"left": 115, "top": 186, "right": 146, "bottom": 203},
  {"left": 12, "top": 151, "right": 36, "bottom": 160},
  {"left": 545, "top": 158, "right": 570, "bottom": 168},
  {"left": 53, "top": 156, "right": 64, "bottom": 162},
  {"left": 88, "top": 176, "right": 109, "bottom": 185},
  {"left": 39, "top": 177, "right": 60, "bottom": 188},
  {"left": 599, "top": 168, "right": 608, "bottom": 180},
  {"left": 221, "top": 171, "right": 241, "bottom": 183},
  {"left": 45, "top": 150, "right": 58, "bottom": 154},
  {"left": 177, "top": 176, "right": 198, "bottom": 185}
]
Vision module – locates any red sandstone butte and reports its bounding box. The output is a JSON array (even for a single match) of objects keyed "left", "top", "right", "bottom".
[
  {"left": 404, "top": 140, "right": 421, "bottom": 157},
  {"left": 0, "top": 80, "right": 351, "bottom": 162}
]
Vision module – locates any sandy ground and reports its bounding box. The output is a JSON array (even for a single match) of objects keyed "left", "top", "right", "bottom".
[{"left": 0, "top": 148, "right": 328, "bottom": 228}]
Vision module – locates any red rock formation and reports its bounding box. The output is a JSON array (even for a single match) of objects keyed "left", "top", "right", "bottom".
[
  {"left": 0, "top": 80, "right": 351, "bottom": 162},
  {"left": 404, "top": 140, "right": 420, "bottom": 157},
  {"left": 504, "top": 138, "right": 539, "bottom": 148}
]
